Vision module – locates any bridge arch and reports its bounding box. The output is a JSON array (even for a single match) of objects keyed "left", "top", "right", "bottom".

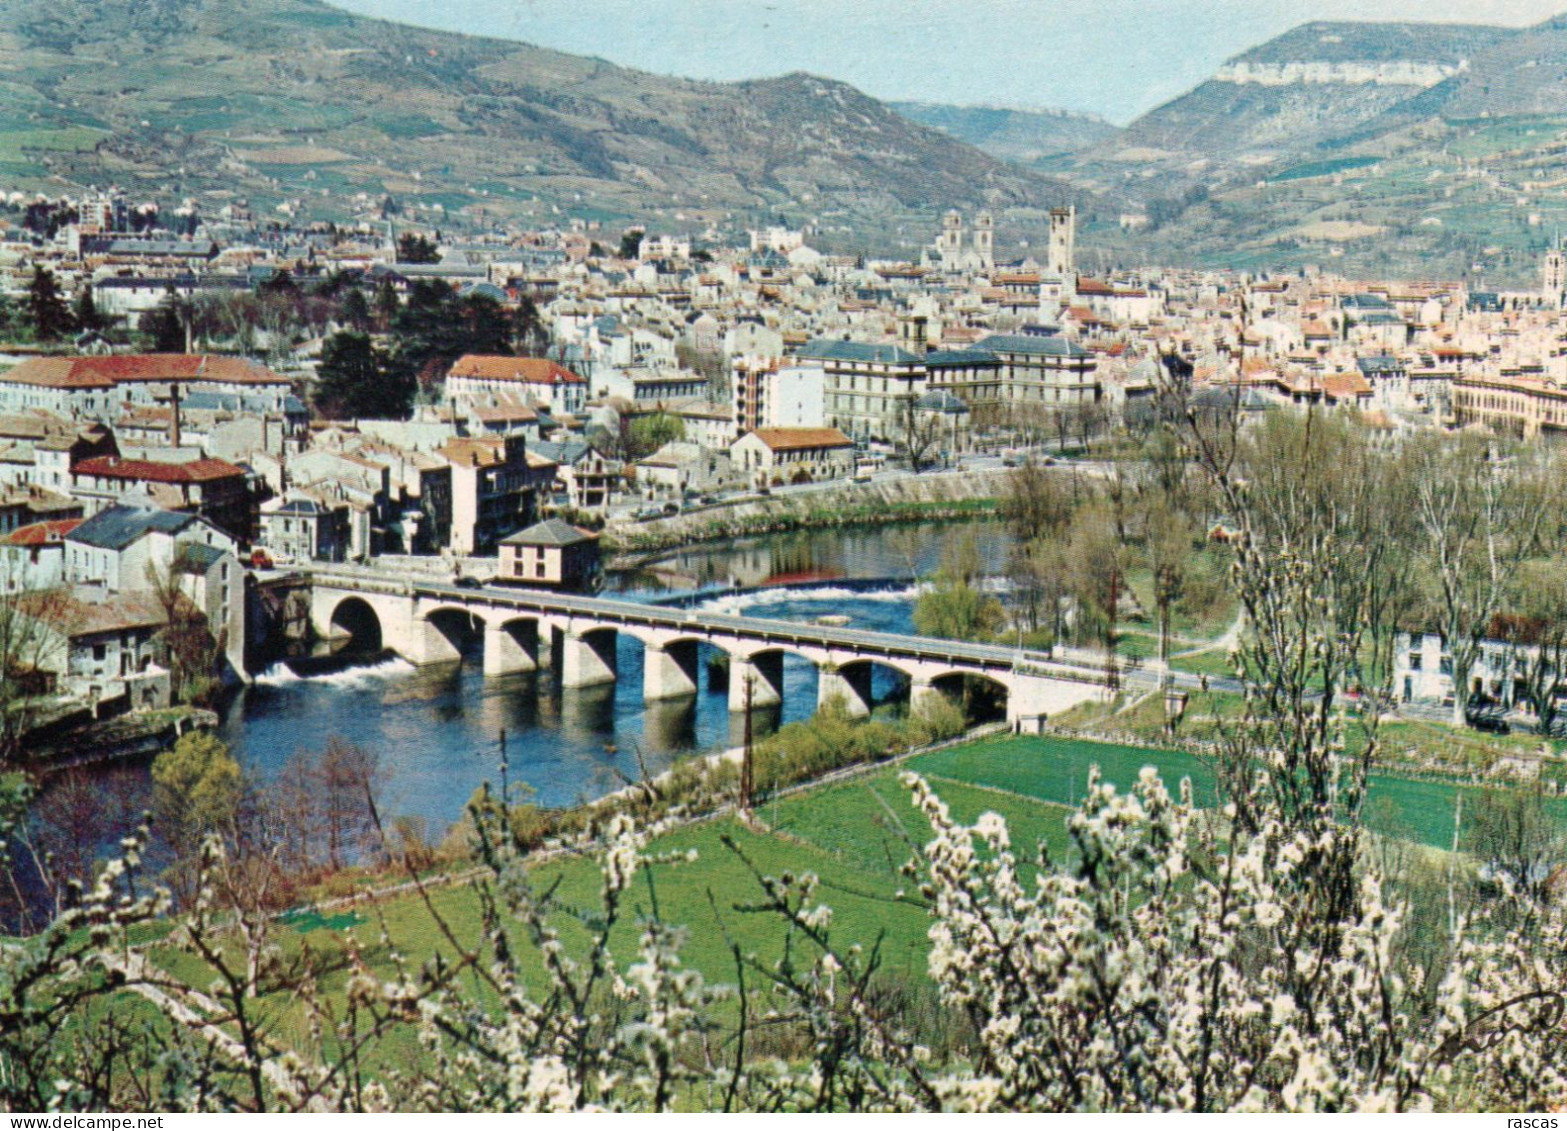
[
  {"left": 929, "top": 670, "right": 1011, "bottom": 724},
  {"left": 824, "top": 657, "right": 917, "bottom": 718},
  {"left": 415, "top": 604, "right": 489, "bottom": 666},
  {"left": 326, "top": 596, "right": 383, "bottom": 655}
]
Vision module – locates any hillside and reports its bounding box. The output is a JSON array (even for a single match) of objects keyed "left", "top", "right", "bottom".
[
  {"left": 0, "top": 0, "right": 1082, "bottom": 242},
  {"left": 1105, "top": 21, "right": 1511, "bottom": 168},
  {"left": 890, "top": 102, "right": 1120, "bottom": 163},
  {"left": 1073, "top": 17, "right": 1567, "bottom": 283}
]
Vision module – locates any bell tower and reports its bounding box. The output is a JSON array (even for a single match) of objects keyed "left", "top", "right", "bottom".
[
  {"left": 973, "top": 211, "right": 994, "bottom": 271},
  {"left": 938, "top": 210, "right": 966, "bottom": 267},
  {"left": 1047, "top": 205, "right": 1076, "bottom": 278},
  {"left": 1545, "top": 234, "right": 1566, "bottom": 308}
]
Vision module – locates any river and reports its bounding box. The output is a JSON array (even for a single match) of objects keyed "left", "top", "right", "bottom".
[{"left": 218, "top": 519, "right": 1010, "bottom": 839}]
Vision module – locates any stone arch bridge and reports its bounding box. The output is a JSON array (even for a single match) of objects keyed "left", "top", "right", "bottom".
[{"left": 305, "top": 570, "right": 1111, "bottom": 724}]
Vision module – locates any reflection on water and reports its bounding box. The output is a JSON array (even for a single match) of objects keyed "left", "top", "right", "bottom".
[{"left": 616, "top": 520, "right": 1009, "bottom": 593}]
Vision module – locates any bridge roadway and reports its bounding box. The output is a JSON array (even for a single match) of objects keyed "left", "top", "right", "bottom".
[{"left": 303, "top": 568, "right": 1123, "bottom": 723}]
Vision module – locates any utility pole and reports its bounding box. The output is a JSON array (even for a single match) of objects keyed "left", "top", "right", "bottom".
[
  {"left": 1106, "top": 567, "right": 1121, "bottom": 693},
  {"left": 740, "top": 673, "right": 755, "bottom": 815}
]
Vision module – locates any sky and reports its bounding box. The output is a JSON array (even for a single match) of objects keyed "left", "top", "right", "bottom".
[{"left": 334, "top": 0, "right": 1567, "bottom": 124}]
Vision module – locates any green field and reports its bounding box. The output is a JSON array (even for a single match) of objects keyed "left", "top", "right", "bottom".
[{"left": 118, "top": 727, "right": 1567, "bottom": 1086}]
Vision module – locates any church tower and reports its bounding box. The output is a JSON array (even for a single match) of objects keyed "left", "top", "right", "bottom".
[
  {"left": 938, "top": 210, "right": 966, "bottom": 268},
  {"left": 1047, "top": 205, "right": 1076, "bottom": 278},
  {"left": 973, "top": 211, "right": 994, "bottom": 271},
  {"left": 1545, "top": 235, "right": 1566, "bottom": 308}
]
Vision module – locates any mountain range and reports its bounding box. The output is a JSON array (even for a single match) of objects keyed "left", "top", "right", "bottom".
[
  {"left": 6, "top": 1, "right": 1567, "bottom": 280},
  {"left": 0, "top": 0, "right": 1085, "bottom": 253}
]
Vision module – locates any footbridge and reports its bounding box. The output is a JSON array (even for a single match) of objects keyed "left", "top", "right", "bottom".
[{"left": 304, "top": 570, "right": 1113, "bottom": 723}]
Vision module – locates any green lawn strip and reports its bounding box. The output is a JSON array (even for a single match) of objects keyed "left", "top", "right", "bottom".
[
  {"left": 766, "top": 771, "right": 1077, "bottom": 876},
  {"left": 913, "top": 734, "right": 1567, "bottom": 850}
]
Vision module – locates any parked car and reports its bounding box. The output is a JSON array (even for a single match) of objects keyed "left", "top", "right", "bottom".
[
  {"left": 249, "top": 548, "right": 274, "bottom": 569},
  {"left": 453, "top": 575, "right": 484, "bottom": 590},
  {"left": 1466, "top": 711, "right": 1511, "bottom": 735}
]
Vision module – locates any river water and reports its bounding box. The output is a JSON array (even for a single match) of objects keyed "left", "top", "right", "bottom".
[{"left": 219, "top": 520, "right": 1009, "bottom": 838}]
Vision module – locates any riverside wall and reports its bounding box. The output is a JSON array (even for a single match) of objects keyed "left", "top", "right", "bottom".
[{"left": 602, "top": 467, "right": 1013, "bottom": 559}]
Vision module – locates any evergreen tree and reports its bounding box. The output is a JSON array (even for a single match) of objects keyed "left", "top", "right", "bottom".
[
  {"left": 513, "top": 295, "right": 549, "bottom": 356},
  {"left": 24, "top": 267, "right": 74, "bottom": 342},
  {"left": 73, "top": 282, "right": 104, "bottom": 334},
  {"left": 340, "top": 287, "right": 371, "bottom": 332},
  {"left": 258, "top": 270, "right": 300, "bottom": 300},
  {"left": 141, "top": 285, "right": 188, "bottom": 353},
  {"left": 313, "top": 330, "right": 415, "bottom": 420},
  {"left": 373, "top": 278, "right": 400, "bottom": 331},
  {"left": 455, "top": 293, "right": 512, "bottom": 357},
  {"left": 396, "top": 232, "right": 440, "bottom": 264}
]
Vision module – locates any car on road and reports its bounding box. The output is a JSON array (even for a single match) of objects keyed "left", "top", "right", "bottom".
[{"left": 453, "top": 576, "right": 484, "bottom": 590}]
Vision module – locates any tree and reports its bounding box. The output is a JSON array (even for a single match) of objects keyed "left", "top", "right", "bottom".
[
  {"left": 152, "top": 730, "right": 242, "bottom": 903},
  {"left": 0, "top": 582, "right": 73, "bottom": 767},
  {"left": 24, "top": 267, "right": 74, "bottom": 342},
  {"left": 339, "top": 287, "right": 371, "bottom": 333},
  {"left": 914, "top": 535, "right": 1005, "bottom": 643},
  {"left": 514, "top": 295, "right": 549, "bottom": 356},
  {"left": 1408, "top": 432, "right": 1552, "bottom": 726},
  {"left": 257, "top": 270, "right": 300, "bottom": 301},
  {"left": 373, "top": 277, "right": 400, "bottom": 330},
  {"left": 315, "top": 735, "right": 383, "bottom": 870},
  {"left": 396, "top": 232, "right": 440, "bottom": 264},
  {"left": 1463, "top": 781, "right": 1567, "bottom": 906},
  {"left": 140, "top": 285, "right": 189, "bottom": 353},
  {"left": 145, "top": 551, "right": 225, "bottom": 705},
  {"left": 627, "top": 412, "right": 685, "bottom": 459},
  {"left": 618, "top": 228, "right": 645, "bottom": 260},
  {"left": 73, "top": 282, "right": 104, "bottom": 334},
  {"left": 1503, "top": 558, "right": 1567, "bottom": 734},
  {"left": 313, "top": 330, "right": 416, "bottom": 420},
  {"left": 1143, "top": 494, "right": 1193, "bottom": 686},
  {"left": 899, "top": 397, "right": 945, "bottom": 473},
  {"left": 455, "top": 292, "right": 513, "bottom": 357}
]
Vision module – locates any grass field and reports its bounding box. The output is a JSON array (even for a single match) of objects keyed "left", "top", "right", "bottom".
[{"left": 130, "top": 728, "right": 1567, "bottom": 1077}]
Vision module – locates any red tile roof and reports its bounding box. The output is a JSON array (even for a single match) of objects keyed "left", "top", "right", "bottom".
[
  {"left": 73, "top": 455, "right": 245, "bottom": 483},
  {"left": 448, "top": 355, "right": 585, "bottom": 385},
  {"left": 748, "top": 427, "right": 853, "bottom": 452},
  {"left": 3, "top": 518, "right": 83, "bottom": 546},
  {"left": 1, "top": 355, "right": 288, "bottom": 389}
]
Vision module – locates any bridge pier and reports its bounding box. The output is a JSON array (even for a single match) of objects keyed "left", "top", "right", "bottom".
[
  {"left": 909, "top": 678, "right": 941, "bottom": 714},
  {"left": 818, "top": 663, "right": 874, "bottom": 719},
  {"left": 560, "top": 628, "right": 618, "bottom": 689},
  {"left": 406, "top": 615, "right": 464, "bottom": 666},
  {"left": 644, "top": 641, "right": 700, "bottom": 701},
  {"left": 729, "top": 653, "right": 784, "bottom": 712},
  {"left": 483, "top": 621, "right": 538, "bottom": 677}
]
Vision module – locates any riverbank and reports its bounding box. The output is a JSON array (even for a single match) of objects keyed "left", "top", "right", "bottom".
[
  {"left": 603, "top": 466, "right": 1011, "bottom": 560},
  {"left": 25, "top": 705, "right": 219, "bottom": 772}
]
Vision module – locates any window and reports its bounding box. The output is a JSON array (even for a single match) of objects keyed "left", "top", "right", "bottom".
[{"left": 1408, "top": 653, "right": 1422, "bottom": 671}]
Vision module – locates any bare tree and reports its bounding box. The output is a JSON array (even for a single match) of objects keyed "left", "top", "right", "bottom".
[
  {"left": 898, "top": 397, "right": 945, "bottom": 473},
  {"left": 317, "top": 735, "right": 385, "bottom": 870},
  {"left": 1408, "top": 433, "right": 1554, "bottom": 726},
  {"left": 0, "top": 579, "right": 73, "bottom": 766}
]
